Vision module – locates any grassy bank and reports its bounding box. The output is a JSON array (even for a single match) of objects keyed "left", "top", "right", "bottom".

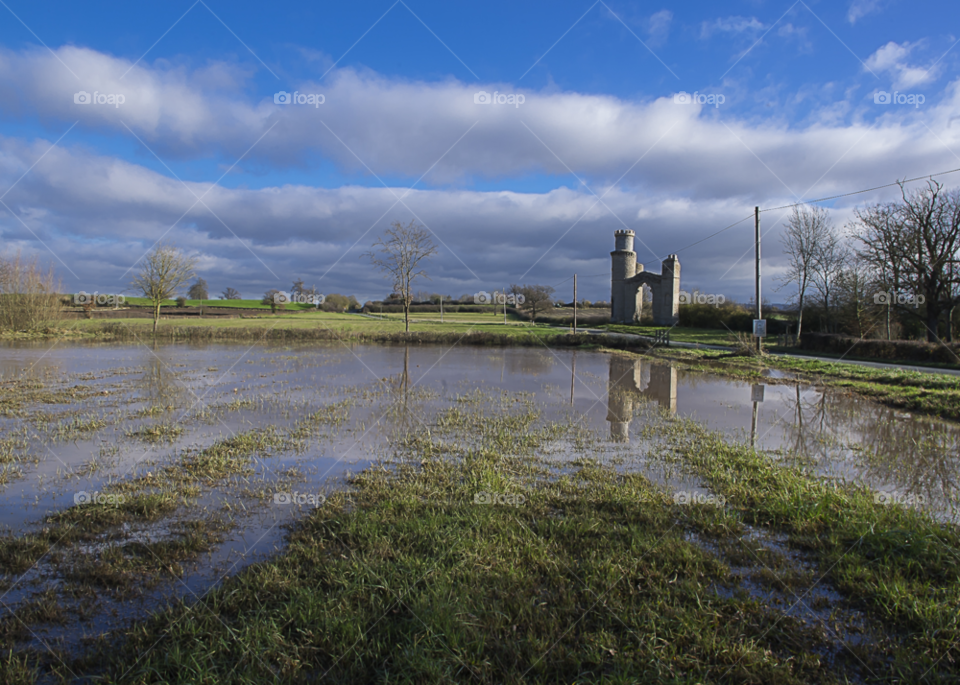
[{"left": 38, "top": 398, "right": 956, "bottom": 683}]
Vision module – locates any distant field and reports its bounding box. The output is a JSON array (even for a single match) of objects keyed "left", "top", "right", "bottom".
[
  {"left": 61, "top": 310, "right": 568, "bottom": 341},
  {"left": 600, "top": 324, "right": 742, "bottom": 347},
  {"left": 120, "top": 297, "right": 318, "bottom": 310}
]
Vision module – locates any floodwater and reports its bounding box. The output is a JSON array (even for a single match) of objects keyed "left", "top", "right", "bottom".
[{"left": 1, "top": 341, "right": 958, "bottom": 660}]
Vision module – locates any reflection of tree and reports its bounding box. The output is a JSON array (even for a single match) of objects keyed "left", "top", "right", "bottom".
[
  {"left": 385, "top": 346, "right": 431, "bottom": 446},
  {"left": 606, "top": 355, "right": 677, "bottom": 441},
  {"left": 139, "top": 352, "right": 187, "bottom": 408},
  {"left": 778, "top": 385, "right": 960, "bottom": 515}
]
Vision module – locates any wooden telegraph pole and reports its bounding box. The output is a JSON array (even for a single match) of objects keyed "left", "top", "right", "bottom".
[
  {"left": 573, "top": 274, "right": 578, "bottom": 334},
  {"left": 755, "top": 206, "right": 762, "bottom": 352}
]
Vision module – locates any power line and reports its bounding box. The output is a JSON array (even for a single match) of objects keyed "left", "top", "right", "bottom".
[
  {"left": 639, "top": 213, "right": 754, "bottom": 266},
  {"left": 760, "top": 166, "right": 960, "bottom": 213}
]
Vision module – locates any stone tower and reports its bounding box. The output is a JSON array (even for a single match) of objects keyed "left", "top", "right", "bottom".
[{"left": 609, "top": 231, "right": 680, "bottom": 326}]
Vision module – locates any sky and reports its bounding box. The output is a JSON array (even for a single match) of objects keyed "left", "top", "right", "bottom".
[{"left": 0, "top": 0, "right": 957, "bottom": 304}]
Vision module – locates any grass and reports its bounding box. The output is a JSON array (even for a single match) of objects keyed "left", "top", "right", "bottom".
[
  {"left": 68, "top": 399, "right": 959, "bottom": 683},
  {"left": 120, "top": 297, "right": 320, "bottom": 311},
  {"left": 653, "top": 415, "right": 960, "bottom": 676},
  {"left": 602, "top": 323, "right": 745, "bottom": 347}
]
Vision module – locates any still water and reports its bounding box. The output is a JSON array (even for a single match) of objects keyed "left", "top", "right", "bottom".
[{"left": 0, "top": 341, "right": 957, "bottom": 656}]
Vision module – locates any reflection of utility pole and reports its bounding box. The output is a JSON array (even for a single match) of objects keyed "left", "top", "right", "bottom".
[
  {"left": 402, "top": 346, "right": 410, "bottom": 398},
  {"left": 570, "top": 351, "right": 576, "bottom": 404},
  {"left": 750, "top": 384, "right": 764, "bottom": 448}
]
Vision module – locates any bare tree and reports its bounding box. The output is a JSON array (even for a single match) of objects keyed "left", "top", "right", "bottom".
[
  {"left": 777, "top": 205, "right": 830, "bottom": 337},
  {"left": 220, "top": 287, "right": 241, "bottom": 300},
  {"left": 519, "top": 284, "right": 555, "bottom": 321},
  {"left": 131, "top": 244, "right": 196, "bottom": 333},
  {"left": 835, "top": 255, "right": 879, "bottom": 338},
  {"left": 811, "top": 232, "right": 848, "bottom": 333},
  {"left": 853, "top": 181, "right": 960, "bottom": 342},
  {"left": 0, "top": 251, "right": 62, "bottom": 331},
  {"left": 364, "top": 221, "right": 437, "bottom": 332},
  {"left": 853, "top": 202, "right": 909, "bottom": 340},
  {"left": 187, "top": 278, "right": 208, "bottom": 300}
]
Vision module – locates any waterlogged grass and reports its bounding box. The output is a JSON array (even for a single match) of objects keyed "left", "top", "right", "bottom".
[
  {"left": 652, "top": 415, "right": 960, "bottom": 678},
  {"left": 83, "top": 407, "right": 881, "bottom": 684}
]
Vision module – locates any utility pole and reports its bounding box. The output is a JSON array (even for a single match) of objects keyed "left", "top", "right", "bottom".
[
  {"left": 573, "top": 274, "right": 578, "bottom": 334},
  {"left": 440, "top": 295, "right": 443, "bottom": 323},
  {"left": 755, "top": 206, "right": 762, "bottom": 353},
  {"left": 503, "top": 286, "right": 507, "bottom": 325}
]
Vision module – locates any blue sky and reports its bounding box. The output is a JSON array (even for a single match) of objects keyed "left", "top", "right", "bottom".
[{"left": 0, "top": 0, "right": 957, "bottom": 302}]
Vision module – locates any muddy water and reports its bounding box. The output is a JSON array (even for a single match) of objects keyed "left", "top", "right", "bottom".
[{"left": 1, "top": 341, "right": 958, "bottom": 660}]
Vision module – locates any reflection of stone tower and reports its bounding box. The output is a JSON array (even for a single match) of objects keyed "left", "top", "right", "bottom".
[
  {"left": 610, "top": 231, "right": 680, "bottom": 326},
  {"left": 606, "top": 355, "right": 678, "bottom": 441},
  {"left": 607, "top": 355, "right": 640, "bottom": 442}
]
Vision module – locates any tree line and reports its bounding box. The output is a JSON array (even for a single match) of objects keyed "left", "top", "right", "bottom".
[{"left": 778, "top": 180, "right": 960, "bottom": 343}]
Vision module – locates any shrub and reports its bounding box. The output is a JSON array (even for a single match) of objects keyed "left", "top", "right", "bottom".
[
  {"left": 175, "top": 297, "right": 187, "bottom": 308},
  {"left": 0, "top": 251, "right": 62, "bottom": 332}
]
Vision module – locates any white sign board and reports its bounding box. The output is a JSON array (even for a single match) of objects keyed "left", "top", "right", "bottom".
[
  {"left": 751, "top": 384, "right": 765, "bottom": 403},
  {"left": 752, "top": 319, "right": 767, "bottom": 337}
]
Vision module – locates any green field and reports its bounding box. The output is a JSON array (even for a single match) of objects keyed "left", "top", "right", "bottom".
[{"left": 119, "top": 297, "right": 319, "bottom": 310}]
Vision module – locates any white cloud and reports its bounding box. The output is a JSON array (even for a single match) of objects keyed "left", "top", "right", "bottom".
[
  {"left": 700, "top": 16, "right": 764, "bottom": 39},
  {"left": 647, "top": 10, "right": 673, "bottom": 46},
  {"left": 848, "top": 0, "right": 883, "bottom": 24},
  {"left": 864, "top": 41, "right": 939, "bottom": 90},
  {"left": 3, "top": 46, "right": 960, "bottom": 303}
]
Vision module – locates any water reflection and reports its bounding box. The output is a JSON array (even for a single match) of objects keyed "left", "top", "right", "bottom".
[
  {"left": 600, "top": 352, "right": 960, "bottom": 518},
  {"left": 606, "top": 355, "right": 677, "bottom": 441}
]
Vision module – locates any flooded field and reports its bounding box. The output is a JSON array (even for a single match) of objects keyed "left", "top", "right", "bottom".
[{"left": 1, "top": 341, "right": 958, "bottom": 676}]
